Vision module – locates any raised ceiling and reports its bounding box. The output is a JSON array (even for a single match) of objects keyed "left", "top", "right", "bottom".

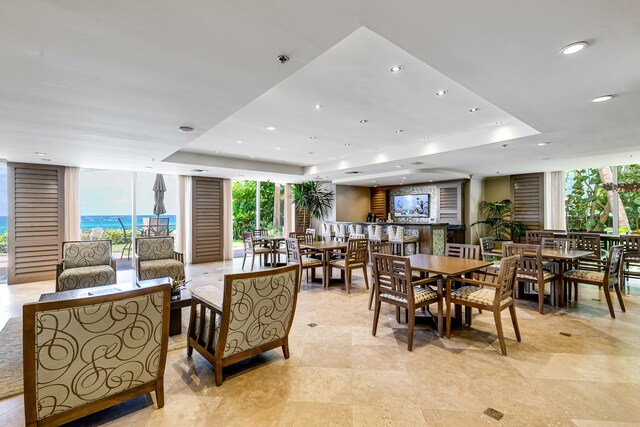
[{"left": 1, "top": 1, "right": 639, "bottom": 185}]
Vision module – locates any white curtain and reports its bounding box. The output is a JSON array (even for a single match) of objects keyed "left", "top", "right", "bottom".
[
  {"left": 283, "top": 184, "right": 293, "bottom": 236},
  {"left": 544, "top": 171, "right": 567, "bottom": 230},
  {"left": 223, "top": 179, "right": 234, "bottom": 260},
  {"left": 64, "top": 167, "right": 80, "bottom": 241},
  {"left": 177, "top": 175, "right": 192, "bottom": 263}
]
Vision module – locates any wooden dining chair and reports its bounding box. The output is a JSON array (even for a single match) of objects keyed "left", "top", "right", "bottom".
[
  {"left": 564, "top": 245, "right": 626, "bottom": 318},
  {"left": 479, "top": 236, "right": 501, "bottom": 261},
  {"left": 446, "top": 255, "right": 521, "bottom": 356},
  {"left": 328, "top": 238, "right": 369, "bottom": 293},
  {"left": 368, "top": 241, "right": 392, "bottom": 310},
  {"left": 285, "top": 237, "right": 323, "bottom": 291},
  {"left": 541, "top": 237, "right": 577, "bottom": 250},
  {"left": 620, "top": 235, "right": 640, "bottom": 284},
  {"left": 241, "top": 232, "right": 272, "bottom": 271},
  {"left": 503, "top": 243, "right": 556, "bottom": 314},
  {"left": 371, "top": 253, "right": 441, "bottom": 351},
  {"left": 445, "top": 243, "right": 481, "bottom": 260},
  {"left": 525, "top": 230, "right": 554, "bottom": 245}
]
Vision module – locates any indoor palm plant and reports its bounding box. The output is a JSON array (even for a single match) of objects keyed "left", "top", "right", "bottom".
[
  {"left": 291, "top": 181, "right": 334, "bottom": 230},
  {"left": 472, "top": 199, "right": 526, "bottom": 243}
]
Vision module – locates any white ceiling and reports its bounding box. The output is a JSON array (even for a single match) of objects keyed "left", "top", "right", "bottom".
[{"left": 1, "top": 1, "right": 639, "bottom": 185}]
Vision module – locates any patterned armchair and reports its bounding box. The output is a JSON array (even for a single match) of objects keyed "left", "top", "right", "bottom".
[
  {"left": 23, "top": 283, "right": 170, "bottom": 426},
  {"left": 135, "top": 236, "right": 184, "bottom": 281},
  {"left": 56, "top": 240, "right": 117, "bottom": 292},
  {"left": 187, "top": 265, "right": 299, "bottom": 385}
]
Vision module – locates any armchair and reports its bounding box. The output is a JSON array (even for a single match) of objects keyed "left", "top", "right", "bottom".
[
  {"left": 135, "top": 236, "right": 184, "bottom": 281},
  {"left": 23, "top": 283, "right": 170, "bottom": 426},
  {"left": 56, "top": 240, "right": 117, "bottom": 291}
]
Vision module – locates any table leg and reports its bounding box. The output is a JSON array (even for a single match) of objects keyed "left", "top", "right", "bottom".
[
  {"left": 559, "top": 261, "right": 565, "bottom": 306},
  {"left": 169, "top": 307, "right": 183, "bottom": 336},
  {"left": 437, "top": 277, "right": 443, "bottom": 337}
]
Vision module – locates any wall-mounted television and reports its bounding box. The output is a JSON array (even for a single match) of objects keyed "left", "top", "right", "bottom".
[{"left": 393, "top": 194, "right": 430, "bottom": 218}]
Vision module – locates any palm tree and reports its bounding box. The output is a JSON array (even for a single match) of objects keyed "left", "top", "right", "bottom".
[{"left": 291, "top": 181, "right": 334, "bottom": 230}]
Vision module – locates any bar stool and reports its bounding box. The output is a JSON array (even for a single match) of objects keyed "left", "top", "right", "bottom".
[
  {"left": 367, "top": 224, "right": 382, "bottom": 243},
  {"left": 321, "top": 223, "right": 334, "bottom": 242},
  {"left": 349, "top": 224, "right": 364, "bottom": 236},
  {"left": 334, "top": 224, "right": 348, "bottom": 242},
  {"left": 389, "top": 226, "right": 419, "bottom": 256}
]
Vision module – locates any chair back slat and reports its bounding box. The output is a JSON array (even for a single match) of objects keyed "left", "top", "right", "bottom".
[
  {"left": 242, "top": 232, "right": 253, "bottom": 252},
  {"left": 503, "top": 243, "right": 543, "bottom": 277},
  {"left": 253, "top": 229, "right": 268, "bottom": 237},
  {"left": 347, "top": 238, "right": 368, "bottom": 264},
  {"left": 620, "top": 235, "right": 640, "bottom": 255},
  {"left": 368, "top": 225, "right": 382, "bottom": 242},
  {"left": 497, "top": 255, "right": 520, "bottom": 301},
  {"left": 285, "top": 237, "right": 301, "bottom": 264},
  {"left": 525, "top": 230, "right": 555, "bottom": 245},
  {"left": 372, "top": 253, "right": 414, "bottom": 302},
  {"left": 350, "top": 233, "right": 366, "bottom": 239},
  {"left": 305, "top": 228, "right": 316, "bottom": 239},
  {"left": 445, "top": 243, "right": 481, "bottom": 260},
  {"left": 567, "top": 232, "right": 601, "bottom": 257},
  {"left": 606, "top": 245, "right": 624, "bottom": 281},
  {"left": 541, "top": 237, "right": 577, "bottom": 250}
]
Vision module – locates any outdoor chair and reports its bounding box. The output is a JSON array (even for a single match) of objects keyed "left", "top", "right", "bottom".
[
  {"left": 144, "top": 217, "right": 170, "bottom": 237},
  {"left": 564, "top": 245, "right": 626, "bottom": 318},
  {"left": 241, "top": 231, "right": 272, "bottom": 271},
  {"left": 56, "top": 240, "right": 117, "bottom": 291},
  {"left": 446, "top": 255, "right": 521, "bottom": 356},
  {"left": 135, "top": 236, "right": 184, "bottom": 281},
  {"left": 503, "top": 243, "right": 556, "bottom": 314},
  {"left": 305, "top": 228, "right": 316, "bottom": 239},
  {"left": 117, "top": 217, "right": 132, "bottom": 259},
  {"left": 620, "top": 235, "right": 640, "bottom": 284},
  {"left": 23, "top": 283, "right": 170, "bottom": 426},
  {"left": 525, "top": 230, "right": 555, "bottom": 245},
  {"left": 187, "top": 265, "right": 299, "bottom": 386},
  {"left": 328, "top": 238, "right": 369, "bottom": 293},
  {"left": 321, "top": 223, "right": 334, "bottom": 242},
  {"left": 371, "top": 253, "right": 441, "bottom": 351}
]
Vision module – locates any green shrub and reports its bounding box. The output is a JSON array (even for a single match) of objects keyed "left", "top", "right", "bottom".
[{"left": 0, "top": 230, "right": 7, "bottom": 254}]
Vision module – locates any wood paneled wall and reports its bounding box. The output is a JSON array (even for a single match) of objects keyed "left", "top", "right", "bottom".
[
  {"left": 370, "top": 188, "right": 387, "bottom": 219},
  {"left": 8, "top": 163, "right": 65, "bottom": 284},
  {"left": 510, "top": 173, "right": 544, "bottom": 235},
  {"left": 191, "top": 177, "right": 223, "bottom": 263}
]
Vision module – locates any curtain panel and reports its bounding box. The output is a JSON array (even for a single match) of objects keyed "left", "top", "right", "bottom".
[
  {"left": 64, "top": 167, "right": 80, "bottom": 241},
  {"left": 223, "top": 179, "right": 233, "bottom": 260},
  {"left": 544, "top": 171, "right": 566, "bottom": 230}
]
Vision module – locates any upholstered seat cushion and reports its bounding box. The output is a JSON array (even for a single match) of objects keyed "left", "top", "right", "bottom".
[
  {"left": 380, "top": 286, "right": 438, "bottom": 304},
  {"left": 451, "top": 286, "right": 510, "bottom": 306},
  {"left": 330, "top": 259, "right": 364, "bottom": 268},
  {"left": 139, "top": 259, "right": 184, "bottom": 280},
  {"left": 57, "top": 265, "right": 116, "bottom": 291},
  {"left": 302, "top": 258, "right": 323, "bottom": 267},
  {"left": 564, "top": 269, "right": 616, "bottom": 285},
  {"left": 517, "top": 271, "right": 555, "bottom": 282}
]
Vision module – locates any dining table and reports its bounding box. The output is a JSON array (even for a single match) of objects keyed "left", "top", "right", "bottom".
[
  {"left": 300, "top": 241, "right": 348, "bottom": 288},
  {"left": 254, "top": 235, "right": 286, "bottom": 267},
  {"left": 407, "top": 254, "right": 494, "bottom": 336}
]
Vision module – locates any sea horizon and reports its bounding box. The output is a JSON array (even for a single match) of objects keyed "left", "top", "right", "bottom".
[{"left": 0, "top": 214, "right": 176, "bottom": 234}]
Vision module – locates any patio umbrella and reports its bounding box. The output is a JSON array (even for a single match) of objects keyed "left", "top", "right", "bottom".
[{"left": 153, "top": 173, "right": 166, "bottom": 219}]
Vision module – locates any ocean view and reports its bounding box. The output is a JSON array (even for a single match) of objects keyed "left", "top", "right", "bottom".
[{"left": 0, "top": 215, "right": 176, "bottom": 234}]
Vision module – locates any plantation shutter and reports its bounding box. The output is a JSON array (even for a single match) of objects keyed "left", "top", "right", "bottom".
[
  {"left": 191, "top": 177, "right": 223, "bottom": 263},
  {"left": 437, "top": 184, "right": 462, "bottom": 225},
  {"left": 510, "top": 173, "right": 544, "bottom": 235},
  {"left": 8, "top": 163, "right": 65, "bottom": 284},
  {"left": 370, "top": 188, "right": 387, "bottom": 220}
]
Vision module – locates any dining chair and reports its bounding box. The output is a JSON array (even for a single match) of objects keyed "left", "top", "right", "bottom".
[
  {"left": 285, "top": 237, "right": 323, "bottom": 291},
  {"left": 277, "top": 232, "right": 305, "bottom": 264},
  {"left": 479, "top": 236, "right": 501, "bottom": 261},
  {"left": 503, "top": 243, "right": 556, "bottom": 314},
  {"left": 620, "top": 235, "right": 640, "bottom": 284},
  {"left": 445, "top": 243, "right": 481, "bottom": 260},
  {"left": 525, "top": 230, "right": 554, "bottom": 245},
  {"left": 563, "top": 245, "right": 626, "bottom": 318},
  {"left": 241, "top": 231, "right": 272, "bottom": 271},
  {"left": 371, "top": 253, "right": 441, "bottom": 351},
  {"left": 567, "top": 232, "right": 605, "bottom": 298},
  {"left": 541, "top": 237, "right": 577, "bottom": 250},
  {"left": 367, "top": 241, "right": 392, "bottom": 310},
  {"left": 328, "top": 238, "right": 369, "bottom": 293},
  {"left": 350, "top": 233, "right": 366, "bottom": 239},
  {"left": 445, "top": 254, "right": 521, "bottom": 356},
  {"left": 305, "top": 228, "right": 316, "bottom": 240}
]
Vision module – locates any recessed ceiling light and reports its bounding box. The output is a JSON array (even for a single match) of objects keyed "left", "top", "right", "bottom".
[
  {"left": 237, "top": 140, "right": 242, "bottom": 144},
  {"left": 429, "top": 179, "right": 434, "bottom": 182},
  {"left": 395, "top": 129, "right": 403, "bottom": 133},
  {"left": 308, "top": 152, "right": 314, "bottom": 155},
  {"left": 250, "top": 155, "right": 255, "bottom": 158},
  {"left": 310, "top": 136, "right": 317, "bottom": 140},
  {"left": 496, "top": 121, "right": 503, "bottom": 125},
  {"left": 360, "top": 119, "right": 368, "bottom": 124},
  {"left": 373, "top": 148, "right": 377, "bottom": 152},
  {"left": 396, "top": 165, "right": 403, "bottom": 168},
  {"left": 35, "top": 152, "right": 46, "bottom": 156},
  {"left": 266, "top": 126, "right": 276, "bottom": 131},
  {"left": 390, "top": 65, "right": 403, "bottom": 72},
  {"left": 178, "top": 126, "right": 194, "bottom": 132},
  {"left": 402, "top": 176, "right": 407, "bottom": 179},
  {"left": 469, "top": 108, "right": 480, "bottom": 112},
  {"left": 496, "top": 171, "right": 501, "bottom": 174},
  {"left": 436, "top": 90, "right": 446, "bottom": 96},
  {"left": 372, "top": 180, "right": 377, "bottom": 183},
  {"left": 592, "top": 95, "right": 614, "bottom": 103},
  {"left": 345, "top": 143, "right": 351, "bottom": 147},
  {"left": 214, "top": 150, "right": 218, "bottom": 154},
  {"left": 190, "top": 169, "right": 207, "bottom": 173},
  {"left": 560, "top": 41, "right": 588, "bottom": 55},
  {"left": 313, "top": 104, "right": 323, "bottom": 110},
  {"left": 537, "top": 142, "right": 549, "bottom": 146},
  {"left": 276, "top": 146, "right": 281, "bottom": 150},
  {"left": 374, "top": 185, "right": 379, "bottom": 188}
]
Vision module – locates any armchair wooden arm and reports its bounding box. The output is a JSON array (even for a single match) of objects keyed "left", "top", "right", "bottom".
[{"left": 174, "top": 251, "right": 184, "bottom": 263}]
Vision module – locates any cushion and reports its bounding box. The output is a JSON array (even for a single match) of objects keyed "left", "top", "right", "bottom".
[
  {"left": 302, "top": 258, "right": 323, "bottom": 267},
  {"left": 380, "top": 286, "right": 438, "bottom": 304},
  {"left": 139, "top": 259, "right": 184, "bottom": 281},
  {"left": 137, "top": 237, "right": 174, "bottom": 261},
  {"left": 517, "top": 271, "right": 555, "bottom": 282},
  {"left": 330, "top": 259, "right": 364, "bottom": 269},
  {"left": 564, "top": 269, "right": 616, "bottom": 285},
  {"left": 451, "top": 286, "right": 511, "bottom": 306},
  {"left": 57, "top": 265, "right": 116, "bottom": 291},
  {"left": 63, "top": 241, "right": 111, "bottom": 269}
]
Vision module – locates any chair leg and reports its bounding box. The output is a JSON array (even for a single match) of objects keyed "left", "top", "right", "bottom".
[
  {"left": 509, "top": 304, "right": 521, "bottom": 342},
  {"left": 363, "top": 265, "right": 369, "bottom": 290},
  {"left": 214, "top": 362, "right": 223, "bottom": 386},
  {"left": 614, "top": 281, "right": 626, "bottom": 312},
  {"left": 538, "top": 282, "right": 545, "bottom": 315},
  {"left": 251, "top": 254, "right": 256, "bottom": 271},
  {"left": 574, "top": 283, "right": 579, "bottom": 301},
  {"left": 346, "top": 269, "right": 351, "bottom": 294},
  {"left": 242, "top": 253, "right": 247, "bottom": 270},
  {"left": 602, "top": 283, "right": 616, "bottom": 319},
  {"left": 407, "top": 308, "right": 415, "bottom": 351},
  {"left": 368, "top": 273, "right": 375, "bottom": 310},
  {"left": 282, "top": 336, "right": 290, "bottom": 359},
  {"left": 445, "top": 296, "right": 452, "bottom": 339},
  {"left": 155, "top": 378, "right": 164, "bottom": 408},
  {"left": 372, "top": 300, "right": 381, "bottom": 336},
  {"left": 493, "top": 309, "right": 507, "bottom": 356}
]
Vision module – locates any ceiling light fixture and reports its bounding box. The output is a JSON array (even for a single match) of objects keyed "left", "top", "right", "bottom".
[
  {"left": 436, "top": 90, "right": 446, "bottom": 96},
  {"left": 237, "top": 140, "right": 242, "bottom": 144},
  {"left": 190, "top": 169, "right": 207, "bottom": 173},
  {"left": 360, "top": 119, "right": 368, "bottom": 124},
  {"left": 308, "top": 152, "right": 314, "bottom": 155},
  {"left": 266, "top": 126, "right": 276, "bottom": 131},
  {"left": 373, "top": 148, "right": 378, "bottom": 152},
  {"left": 345, "top": 143, "right": 351, "bottom": 147},
  {"left": 423, "top": 137, "right": 430, "bottom": 141},
  {"left": 592, "top": 95, "right": 614, "bottom": 103},
  {"left": 35, "top": 152, "right": 46, "bottom": 156},
  {"left": 178, "top": 126, "right": 194, "bottom": 132},
  {"left": 390, "top": 65, "right": 403, "bottom": 72},
  {"left": 496, "top": 121, "right": 503, "bottom": 125},
  {"left": 396, "top": 165, "right": 403, "bottom": 168},
  {"left": 395, "top": 129, "right": 403, "bottom": 133},
  {"left": 250, "top": 155, "right": 255, "bottom": 158},
  {"left": 537, "top": 142, "right": 549, "bottom": 146},
  {"left": 469, "top": 108, "right": 480, "bottom": 112},
  {"left": 313, "top": 104, "right": 323, "bottom": 110},
  {"left": 372, "top": 180, "right": 377, "bottom": 183},
  {"left": 542, "top": 158, "right": 551, "bottom": 161},
  {"left": 310, "top": 136, "right": 317, "bottom": 140},
  {"left": 276, "top": 146, "right": 281, "bottom": 150},
  {"left": 560, "top": 41, "right": 588, "bottom": 55}
]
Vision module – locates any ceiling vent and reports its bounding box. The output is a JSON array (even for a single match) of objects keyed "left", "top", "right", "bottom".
[{"left": 345, "top": 171, "right": 363, "bottom": 175}]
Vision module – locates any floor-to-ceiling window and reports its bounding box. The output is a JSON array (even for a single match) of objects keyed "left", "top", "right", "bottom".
[{"left": 0, "top": 164, "right": 7, "bottom": 284}]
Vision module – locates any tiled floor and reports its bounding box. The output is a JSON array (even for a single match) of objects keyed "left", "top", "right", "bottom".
[{"left": 1, "top": 259, "right": 640, "bottom": 426}]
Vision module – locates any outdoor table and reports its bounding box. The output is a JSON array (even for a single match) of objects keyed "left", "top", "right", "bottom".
[
  {"left": 407, "top": 254, "right": 493, "bottom": 337},
  {"left": 39, "top": 278, "right": 191, "bottom": 336},
  {"left": 300, "top": 241, "right": 348, "bottom": 288}
]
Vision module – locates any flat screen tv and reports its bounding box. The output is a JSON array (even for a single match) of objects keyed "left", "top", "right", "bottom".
[{"left": 393, "top": 194, "right": 430, "bottom": 218}]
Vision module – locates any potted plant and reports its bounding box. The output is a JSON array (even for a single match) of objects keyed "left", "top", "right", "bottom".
[
  {"left": 291, "top": 181, "right": 334, "bottom": 232},
  {"left": 472, "top": 199, "right": 526, "bottom": 247}
]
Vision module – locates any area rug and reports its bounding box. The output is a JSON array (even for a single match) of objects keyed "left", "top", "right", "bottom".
[{"left": 0, "top": 318, "right": 23, "bottom": 400}]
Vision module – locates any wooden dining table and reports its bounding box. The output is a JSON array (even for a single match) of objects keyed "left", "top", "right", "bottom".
[
  {"left": 300, "top": 241, "right": 348, "bottom": 287},
  {"left": 407, "top": 254, "right": 494, "bottom": 336},
  {"left": 254, "top": 235, "right": 286, "bottom": 267}
]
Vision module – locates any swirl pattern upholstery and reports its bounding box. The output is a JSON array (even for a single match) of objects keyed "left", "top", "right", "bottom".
[
  {"left": 23, "top": 284, "right": 170, "bottom": 426},
  {"left": 56, "top": 240, "right": 117, "bottom": 292},
  {"left": 135, "top": 237, "right": 184, "bottom": 281},
  {"left": 187, "top": 265, "right": 299, "bottom": 386}
]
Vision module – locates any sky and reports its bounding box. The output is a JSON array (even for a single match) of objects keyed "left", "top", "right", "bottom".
[{"left": 80, "top": 170, "right": 178, "bottom": 216}]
